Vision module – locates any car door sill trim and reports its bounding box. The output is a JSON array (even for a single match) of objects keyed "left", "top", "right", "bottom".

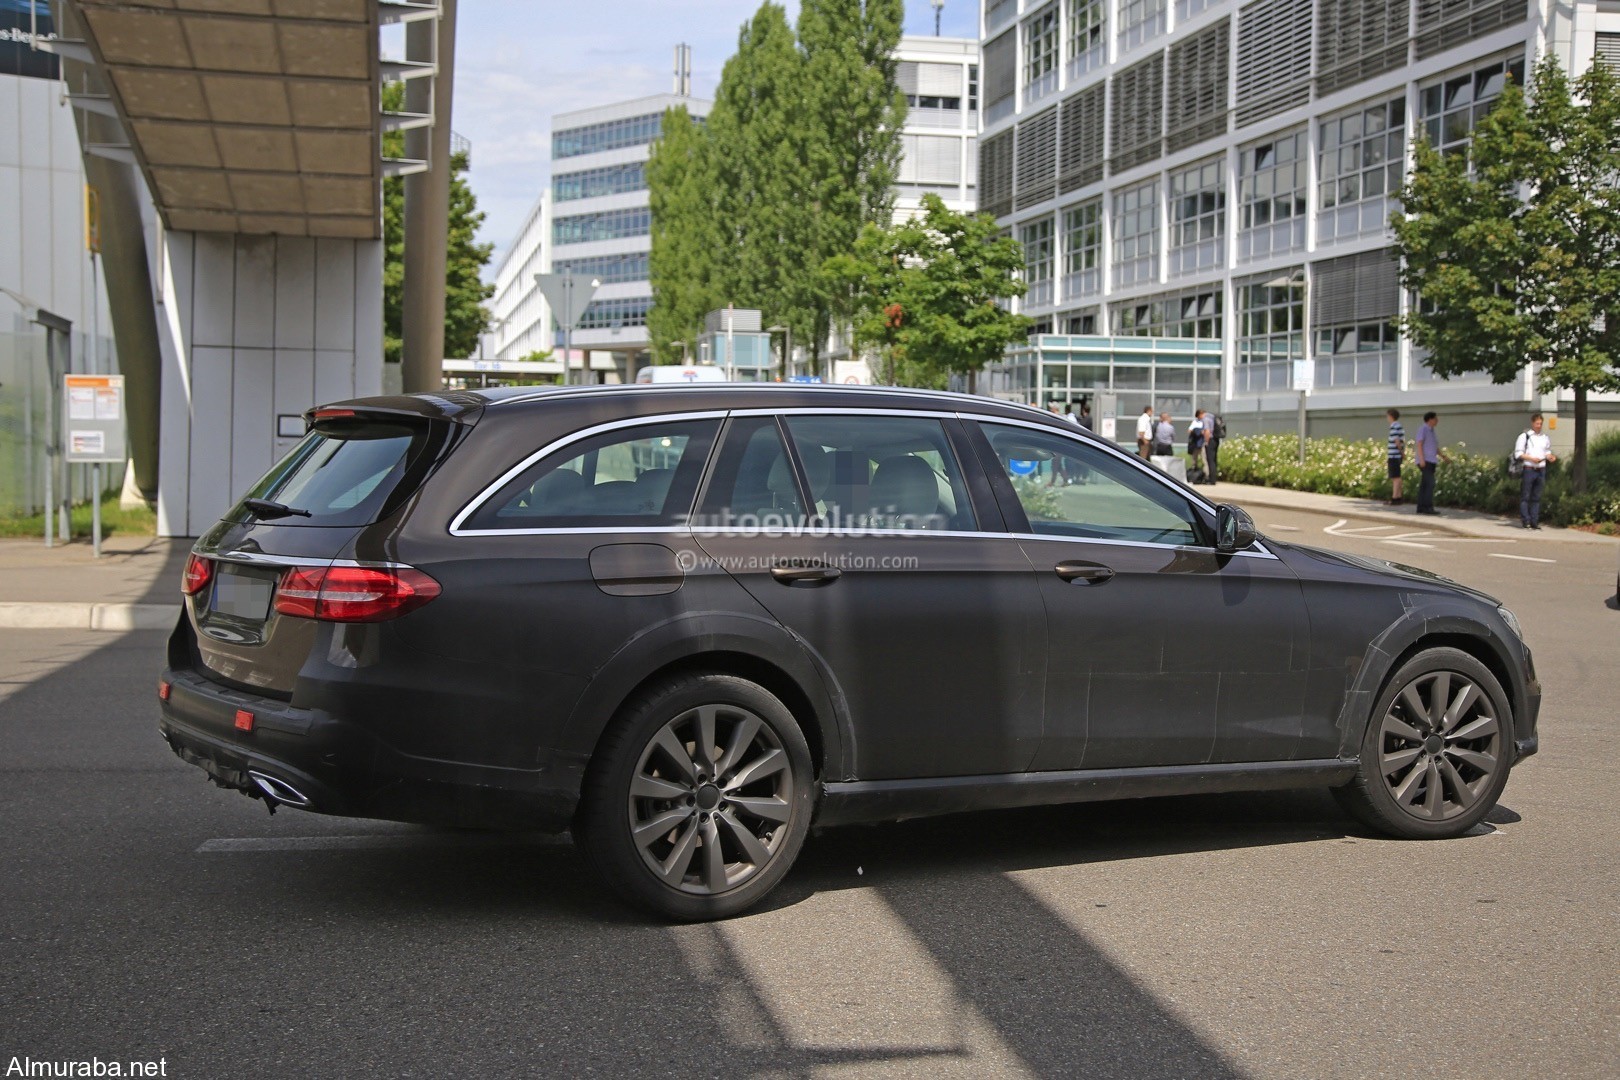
[{"left": 816, "top": 758, "right": 1358, "bottom": 827}]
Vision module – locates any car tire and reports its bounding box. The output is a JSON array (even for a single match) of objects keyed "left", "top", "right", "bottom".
[
  {"left": 576, "top": 673, "right": 815, "bottom": 921},
  {"left": 1333, "top": 646, "right": 1514, "bottom": 839}
]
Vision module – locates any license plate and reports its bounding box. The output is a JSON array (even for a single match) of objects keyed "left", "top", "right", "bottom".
[{"left": 210, "top": 564, "right": 277, "bottom": 621}]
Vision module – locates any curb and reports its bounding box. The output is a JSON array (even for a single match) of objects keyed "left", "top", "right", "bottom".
[
  {"left": 1215, "top": 488, "right": 1612, "bottom": 543},
  {"left": 0, "top": 602, "right": 176, "bottom": 632}
]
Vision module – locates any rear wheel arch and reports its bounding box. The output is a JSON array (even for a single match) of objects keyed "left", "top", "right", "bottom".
[{"left": 560, "top": 615, "right": 849, "bottom": 782}]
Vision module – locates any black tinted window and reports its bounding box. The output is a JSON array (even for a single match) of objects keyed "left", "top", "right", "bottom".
[
  {"left": 237, "top": 421, "right": 423, "bottom": 526},
  {"left": 783, "top": 415, "right": 977, "bottom": 531},
  {"left": 462, "top": 418, "right": 719, "bottom": 531},
  {"left": 696, "top": 417, "right": 808, "bottom": 529}
]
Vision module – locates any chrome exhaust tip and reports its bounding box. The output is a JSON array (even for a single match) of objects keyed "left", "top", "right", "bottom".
[{"left": 248, "top": 770, "right": 313, "bottom": 808}]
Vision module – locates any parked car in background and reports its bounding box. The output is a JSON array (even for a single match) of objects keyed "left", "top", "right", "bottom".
[{"left": 158, "top": 385, "right": 1539, "bottom": 920}]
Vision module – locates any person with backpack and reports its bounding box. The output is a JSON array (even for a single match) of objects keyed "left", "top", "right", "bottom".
[
  {"left": 1186, "top": 410, "right": 1208, "bottom": 482},
  {"left": 1513, "top": 412, "right": 1557, "bottom": 529}
]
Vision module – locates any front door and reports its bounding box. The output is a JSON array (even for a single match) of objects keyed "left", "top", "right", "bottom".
[
  {"left": 693, "top": 412, "right": 1046, "bottom": 780},
  {"left": 969, "top": 419, "right": 1310, "bottom": 771}
]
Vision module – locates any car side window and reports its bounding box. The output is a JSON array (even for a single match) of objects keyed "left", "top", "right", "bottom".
[
  {"left": 782, "top": 415, "right": 977, "bottom": 531},
  {"left": 696, "top": 416, "right": 808, "bottom": 530},
  {"left": 979, "top": 422, "right": 1202, "bottom": 546},
  {"left": 461, "top": 418, "right": 719, "bottom": 530}
]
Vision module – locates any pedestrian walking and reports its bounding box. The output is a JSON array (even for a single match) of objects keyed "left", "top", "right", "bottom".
[
  {"left": 1514, "top": 412, "right": 1557, "bottom": 529},
  {"left": 1136, "top": 406, "right": 1154, "bottom": 458},
  {"left": 1413, "top": 411, "right": 1447, "bottom": 515},
  {"left": 1152, "top": 412, "right": 1175, "bottom": 456},
  {"left": 1075, "top": 402, "right": 1093, "bottom": 430},
  {"left": 1204, "top": 411, "right": 1224, "bottom": 485},
  {"left": 1385, "top": 409, "right": 1407, "bottom": 505},
  {"left": 1187, "top": 410, "right": 1208, "bottom": 482}
]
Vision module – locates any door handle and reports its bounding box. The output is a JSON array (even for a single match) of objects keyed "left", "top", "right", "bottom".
[
  {"left": 1054, "top": 561, "right": 1114, "bottom": 585},
  {"left": 770, "top": 564, "right": 842, "bottom": 587}
]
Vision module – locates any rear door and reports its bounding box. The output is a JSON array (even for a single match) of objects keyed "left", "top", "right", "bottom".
[
  {"left": 967, "top": 418, "right": 1310, "bottom": 770},
  {"left": 188, "top": 414, "right": 453, "bottom": 695},
  {"left": 692, "top": 410, "right": 1046, "bottom": 780}
]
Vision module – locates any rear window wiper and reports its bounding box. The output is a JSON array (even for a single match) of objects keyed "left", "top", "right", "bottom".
[{"left": 243, "top": 498, "right": 313, "bottom": 520}]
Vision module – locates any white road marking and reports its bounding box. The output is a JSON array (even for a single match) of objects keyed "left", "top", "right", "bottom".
[
  {"left": 1325, "top": 520, "right": 1399, "bottom": 536},
  {"left": 1384, "top": 540, "right": 1439, "bottom": 550},
  {"left": 1266, "top": 524, "right": 1302, "bottom": 532},
  {"left": 1489, "top": 553, "right": 1556, "bottom": 564},
  {"left": 198, "top": 834, "right": 566, "bottom": 853}
]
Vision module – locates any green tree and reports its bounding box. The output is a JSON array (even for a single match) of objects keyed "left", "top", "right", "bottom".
[
  {"left": 647, "top": 105, "right": 718, "bottom": 362},
  {"left": 381, "top": 81, "right": 495, "bottom": 365},
  {"left": 1393, "top": 57, "right": 1620, "bottom": 491},
  {"left": 797, "top": 0, "right": 905, "bottom": 369},
  {"left": 823, "top": 194, "right": 1031, "bottom": 388}
]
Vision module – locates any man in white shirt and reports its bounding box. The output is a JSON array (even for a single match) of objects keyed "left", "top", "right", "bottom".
[
  {"left": 1514, "top": 412, "right": 1557, "bottom": 530},
  {"left": 1136, "top": 406, "right": 1154, "bottom": 458}
]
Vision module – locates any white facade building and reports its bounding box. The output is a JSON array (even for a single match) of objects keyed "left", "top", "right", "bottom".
[
  {"left": 487, "top": 190, "right": 551, "bottom": 361},
  {"left": 893, "top": 35, "right": 982, "bottom": 222},
  {"left": 978, "top": 0, "right": 1620, "bottom": 448}
]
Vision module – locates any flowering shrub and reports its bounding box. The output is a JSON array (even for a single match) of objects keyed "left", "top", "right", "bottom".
[{"left": 1218, "top": 432, "right": 1620, "bottom": 528}]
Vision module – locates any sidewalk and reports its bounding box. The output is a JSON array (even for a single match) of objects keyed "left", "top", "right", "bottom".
[
  {"left": 1203, "top": 480, "right": 1616, "bottom": 545},
  {"left": 0, "top": 534, "right": 185, "bottom": 630}
]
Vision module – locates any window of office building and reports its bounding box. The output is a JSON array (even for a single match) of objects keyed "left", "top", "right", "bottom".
[
  {"left": 1110, "top": 53, "right": 1165, "bottom": 172},
  {"left": 1112, "top": 180, "right": 1160, "bottom": 289},
  {"left": 1414, "top": 0, "right": 1528, "bottom": 60},
  {"left": 1064, "top": 199, "right": 1103, "bottom": 299},
  {"left": 553, "top": 207, "right": 652, "bottom": 246},
  {"left": 1024, "top": 4, "right": 1060, "bottom": 104},
  {"left": 900, "top": 133, "right": 963, "bottom": 188},
  {"left": 1237, "top": 129, "right": 1307, "bottom": 261},
  {"left": 1022, "top": 217, "right": 1056, "bottom": 307},
  {"left": 552, "top": 113, "right": 663, "bottom": 159},
  {"left": 986, "top": 0, "right": 1018, "bottom": 34},
  {"left": 1067, "top": 0, "right": 1106, "bottom": 80},
  {"left": 1235, "top": 268, "right": 1305, "bottom": 392},
  {"left": 1316, "top": 0, "right": 1409, "bottom": 96},
  {"left": 968, "top": 64, "right": 980, "bottom": 112},
  {"left": 1064, "top": 309, "right": 1101, "bottom": 334},
  {"left": 553, "top": 252, "right": 649, "bottom": 285},
  {"left": 575, "top": 296, "right": 653, "bottom": 331},
  {"left": 553, "top": 162, "right": 646, "bottom": 202},
  {"left": 1236, "top": 0, "right": 1313, "bottom": 126},
  {"left": 1176, "top": 0, "right": 1217, "bottom": 19},
  {"left": 1169, "top": 157, "right": 1225, "bottom": 276},
  {"left": 1059, "top": 82, "right": 1106, "bottom": 193},
  {"left": 900, "top": 61, "right": 966, "bottom": 127},
  {"left": 1118, "top": 0, "right": 1167, "bottom": 52},
  {"left": 1166, "top": 21, "right": 1230, "bottom": 153},
  {"left": 1318, "top": 96, "right": 1404, "bottom": 245},
  {"left": 1015, "top": 107, "right": 1058, "bottom": 208},
  {"left": 1112, "top": 286, "right": 1221, "bottom": 337},
  {"left": 1311, "top": 248, "right": 1400, "bottom": 388},
  {"left": 1419, "top": 53, "right": 1526, "bottom": 154},
  {"left": 984, "top": 29, "right": 1017, "bottom": 124}
]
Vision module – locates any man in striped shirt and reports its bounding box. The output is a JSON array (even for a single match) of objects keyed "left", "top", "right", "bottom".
[{"left": 1385, "top": 409, "right": 1406, "bottom": 505}]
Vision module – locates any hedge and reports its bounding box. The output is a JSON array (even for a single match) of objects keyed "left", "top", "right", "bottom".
[{"left": 1215, "top": 429, "right": 1620, "bottom": 530}]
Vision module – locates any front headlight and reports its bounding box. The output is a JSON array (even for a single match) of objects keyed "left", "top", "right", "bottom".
[{"left": 1497, "top": 605, "right": 1523, "bottom": 640}]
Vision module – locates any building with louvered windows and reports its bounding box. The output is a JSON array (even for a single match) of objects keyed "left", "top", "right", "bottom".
[
  {"left": 977, "top": 0, "right": 1620, "bottom": 447},
  {"left": 893, "top": 36, "right": 982, "bottom": 222}
]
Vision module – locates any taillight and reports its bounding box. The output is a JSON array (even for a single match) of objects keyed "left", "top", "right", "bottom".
[
  {"left": 273, "top": 564, "right": 441, "bottom": 623},
  {"left": 182, "top": 553, "right": 214, "bottom": 595}
]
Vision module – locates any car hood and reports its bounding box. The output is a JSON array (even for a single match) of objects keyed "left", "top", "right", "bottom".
[{"left": 1268, "top": 538, "right": 1502, "bottom": 606}]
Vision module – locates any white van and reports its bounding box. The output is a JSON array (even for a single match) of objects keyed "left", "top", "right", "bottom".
[{"left": 635, "top": 365, "right": 728, "bottom": 384}]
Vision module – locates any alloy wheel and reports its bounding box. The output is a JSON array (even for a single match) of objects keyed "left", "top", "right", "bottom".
[
  {"left": 1378, "top": 670, "right": 1501, "bottom": 823},
  {"left": 628, "top": 703, "right": 795, "bottom": 895}
]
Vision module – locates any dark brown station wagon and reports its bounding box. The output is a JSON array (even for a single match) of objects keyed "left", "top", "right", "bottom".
[{"left": 159, "top": 384, "right": 1539, "bottom": 919}]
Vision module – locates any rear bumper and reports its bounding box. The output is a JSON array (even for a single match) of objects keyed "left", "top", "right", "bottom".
[{"left": 158, "top": 667, "right": 580, "bottom": 830}]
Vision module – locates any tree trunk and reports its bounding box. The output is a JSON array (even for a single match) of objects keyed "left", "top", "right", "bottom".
[{"left": 1573, "top": 384, "right": 1588, "bottom": 494}]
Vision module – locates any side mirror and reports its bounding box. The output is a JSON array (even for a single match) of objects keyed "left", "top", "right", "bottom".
[{"left": 1215, "top": 504, "right": 1258, "bottom": 554}]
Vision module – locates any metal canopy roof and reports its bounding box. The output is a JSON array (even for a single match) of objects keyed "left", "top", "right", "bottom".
[{"left": 69, "top": 0, "right": 389, "bottom": 239}]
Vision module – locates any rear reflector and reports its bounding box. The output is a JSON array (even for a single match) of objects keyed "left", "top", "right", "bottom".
[
  {"left": 234, "top": 709, "right": 255, "bottom": 732},
  {"left": 273, "top": 564, "right": 441, "bottom": 623},
  {"left": 182, "top": 553, "right": 214, "bottom": 596},
  {"left": 158, "top": 680, "right": 171, "bottom": 701}
]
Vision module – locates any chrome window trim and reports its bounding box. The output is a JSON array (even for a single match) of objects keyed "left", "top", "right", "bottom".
[
  {"left": 448, "top": 411, "right": 729, "bottom": 536},
  {"left": 197, "top": 550, "right": 412, "bottom": 570},
  {"left": 966, "top": 413, "right": 1277, "bottom": 558},
  {"left": 1012, "top": 532, "right": 1280, "bottom": 560}
]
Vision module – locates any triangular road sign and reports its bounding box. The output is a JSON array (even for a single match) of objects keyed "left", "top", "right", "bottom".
[{"left": 534, "top": 273, "right": 600, "bottom": 331}]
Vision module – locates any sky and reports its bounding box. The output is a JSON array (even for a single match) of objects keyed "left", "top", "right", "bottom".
[{"left": 449, "top": 1, "right": 982, "bottom": 277}]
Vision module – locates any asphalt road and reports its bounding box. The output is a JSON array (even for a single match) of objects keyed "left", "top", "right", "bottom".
[{"left": 1, "top": 510, "right": 1615, "bottom": 1078}]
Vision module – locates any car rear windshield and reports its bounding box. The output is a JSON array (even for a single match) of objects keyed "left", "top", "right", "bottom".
[{"left": 232, "top": 420, "right": 430, "bottom": 527}]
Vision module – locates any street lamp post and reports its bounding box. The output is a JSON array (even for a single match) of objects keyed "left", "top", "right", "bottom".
[
  {"left": 931, "top": 0, "right": 944, "bottom": 36},
  {"left": 766, "top": 325, "right": 791, "bottom": 381}
]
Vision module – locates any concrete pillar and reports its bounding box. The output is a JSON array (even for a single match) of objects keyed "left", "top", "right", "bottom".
[{"left": 401, "top": 0, "right": 458, "bottom": 394}]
